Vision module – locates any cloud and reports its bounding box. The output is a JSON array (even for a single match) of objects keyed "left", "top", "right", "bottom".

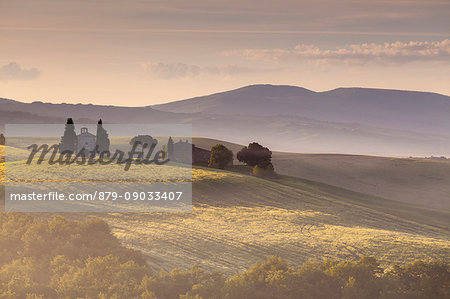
[
  {"left": 0, "top": 62, "right": 41, "bottom": 81},
  {"left": 224, "top": 39, "right": 450, "bottom": 65},
  {"left": 140, "top": 61, "right": 275, "bottom": 79}
]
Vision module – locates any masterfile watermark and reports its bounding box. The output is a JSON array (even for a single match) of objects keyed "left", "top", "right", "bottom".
[
  {"left": 26, "top": 141, "right": 169, "bottom": 171},
  {"left": 4, "top": 123, "right": 193, "bottom": 212}
]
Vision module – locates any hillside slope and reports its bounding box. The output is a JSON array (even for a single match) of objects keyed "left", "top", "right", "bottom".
[
  {"left": 2, "top": 91, "right": 450, "bottom": 155},
  {"left": 193, "top": 138, "right": 450, "bottom": 210},
  {"left": 272, "top": 153, "right": 450, "bottom": 210},
  {"left": 102, "top": 167, "right": 450, "bottom": 275},
  {"left": 0, "top": 97, "right": 183, "bottom": 124},
  {"left": 1, "top": 148, "right": 448, "bottom": 275},
  {"left": 153, "top": 84, "right": 450, "bottom": 137}
]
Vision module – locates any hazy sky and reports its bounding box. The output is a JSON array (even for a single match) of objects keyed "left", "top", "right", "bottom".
[{"left": 1, "top": 0, "right": 449, "bottom": 106}]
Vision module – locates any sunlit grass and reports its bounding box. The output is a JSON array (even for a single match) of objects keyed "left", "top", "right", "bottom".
[
  {"left": 1, "top": 147, "right": 449, "bottom": 275},
  {"left": 102, "top": 168, "right": 450, "bottom": 274},
  {"left": 105, "top": 202, "right": 449, "bottom": 275}
]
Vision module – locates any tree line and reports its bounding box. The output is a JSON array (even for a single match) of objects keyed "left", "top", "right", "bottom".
[{"left": 0, "top": 214, "right": 448, "bottom": 298}]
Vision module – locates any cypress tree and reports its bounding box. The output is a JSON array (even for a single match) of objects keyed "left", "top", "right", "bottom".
[
  {"left": 167, "top": 136, "right": 174, "bottom": 159},
  {"left": 96, "top": 119, "right": 110, "bottom": 153},
  {"left": 59, "top": 118, "right": 76, "bottom": 153}
]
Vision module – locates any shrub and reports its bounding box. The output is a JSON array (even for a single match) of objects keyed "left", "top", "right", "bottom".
[
  {"left": 253, "top": 159, "right": 276, "bottom": 178},
  {"left": 209, "top": 144, "right": 233, "bottom": 169},
  {"left": 1, "top": 214, "right": 449, "bottom": 299}
]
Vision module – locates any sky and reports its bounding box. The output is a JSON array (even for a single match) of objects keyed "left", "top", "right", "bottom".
[{"left": 1, "top": 0, "right": 450, "bottom": 106}]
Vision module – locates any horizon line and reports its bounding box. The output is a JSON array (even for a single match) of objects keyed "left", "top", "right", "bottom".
[{"left": 2, "top": 84, "right": 450, "bottom": 107}]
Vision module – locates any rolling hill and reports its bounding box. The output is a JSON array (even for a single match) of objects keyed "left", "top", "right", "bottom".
[
  {"left": 101, "top": 167, "right": 449, "bottom": 275},
  {"left": 3, "top": 165, "right": 449, "bottom": 274},
  {"left": 0, "top": 97, "right": 183, "bottom": 124},
  {"left": 193, "top": 137, "right": 450, "bottom": 211},
  {"left": 153, "top": 84, "right": 450, "bottom": 137},
  {"left": 272, "top": 153, "right": 450, "bottom": 210},
  {"left": 1, "top": 144, "right": 448, "bottom": 275},
  {"left": 2, "top": 84, "right": 450, "bottom": 155}
]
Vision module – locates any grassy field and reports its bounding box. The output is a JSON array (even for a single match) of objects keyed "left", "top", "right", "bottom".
[
  {"left": 0, "top": 145, "right": 33, "bottom": 162},
  {"left": 193, "top": 138, "right": 450, "bottom": 210},
  {"left": 1, "top": 143, "right": 449, "bottom": 275},
  {"left": 99, "top": 167, "right": 449, "bottom": 275},
  {"left": 0, "top": 144, "right": 192, "bottom": 212},
  {"left": 271, "top": 153, "right": 450, "bottom": 210}
]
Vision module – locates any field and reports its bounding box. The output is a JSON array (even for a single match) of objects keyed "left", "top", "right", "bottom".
[
  {"left": 1, "top": 143, "right": 449, "bottom": 275},
  {"left": 272, "top": 152, "right": 450, "bottom": 210},
  {"left": 193, "top": 138, "right": 450, "bottom": 210},
  {"left": 0, "top": 143, "right": 192, "bottom": 212},
  {"left": 100, "top": 167, "right": 449, "bottom": 275},
  {"left": 0, "top": 145, "right": 33, "bottom": 162}
]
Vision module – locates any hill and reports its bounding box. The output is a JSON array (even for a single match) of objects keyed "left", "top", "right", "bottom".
[
  {"left": 2, "top": 84, "right": 450, "bottom": 155},
  {"left": 153, "top": 84, "right": 450, "bottom": 137},
  {"left": 189, "top": 114, "right": 450, "bottom": 156},
  {"left": 0, "top": 97, "right": 184, "bottom": 124},
  {"left": 1, "top": 146, "right": 448, "bottom": 275},
  {"left": 0, "top": 145, "right": 34, "bottom": 163},
  {"left": 101, "top": 167, "right": 449, "bottom": 275},
  {"left": 272, "top": 153, "right": 450, "bottom": 210},
  {"left": 0, "top": 110, "right": 65, "bottom": 126},
  {"left": 193, "top": 138, "right": 450, "bottom": 210}
]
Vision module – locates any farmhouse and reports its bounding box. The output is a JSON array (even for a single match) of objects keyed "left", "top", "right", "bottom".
[
  {"left": 193, "top": 145, "right": 212, "bottom": 164},
  {"left": 172, "top": 139, "right": 212, "bottom": 164}
]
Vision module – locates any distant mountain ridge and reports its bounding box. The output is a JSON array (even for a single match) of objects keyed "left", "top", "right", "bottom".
[
  {"left": 1, "top": 84, "right": 450, "bottom": 156},
  {"left": 0, "top": 97, "right": 187, "bottom": 124},
  {"left": 152, "top": 84, "right": 450, "bottom": 136}
]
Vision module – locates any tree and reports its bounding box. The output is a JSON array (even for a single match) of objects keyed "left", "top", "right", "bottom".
[
  {"left": 386, "top": 260, "right": 450, "bottom": 298},
  {"left": 95, "top": 119, "right": 110, "bottom": 153},
  {"left": 237, "top": 142, "right": 272, "bottom": 167},
  {"left": 237, "top": 142, "right": 275, "bottom": 177},
  {"left": 0, "top": 133, "right": 5, "bottom": 145},
  {"left": 129, "top": 135, "right": 157, "bottom": 158},
  {"left": 208, "top": 144, "right": 233, "bottom": 169},
  {"left": 167, "top": 137, "right": 174, "bottom": 159},
  {"left": 59, "top": 118, "right": 76, "bottom": 153}
]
